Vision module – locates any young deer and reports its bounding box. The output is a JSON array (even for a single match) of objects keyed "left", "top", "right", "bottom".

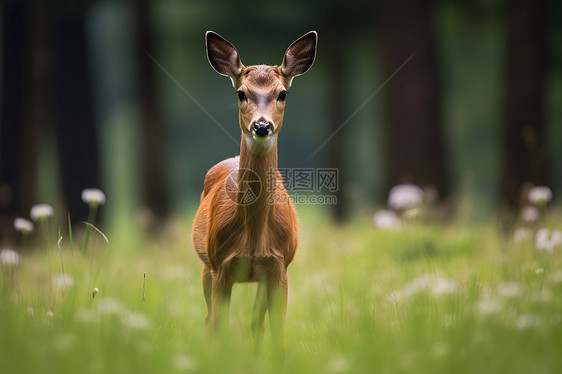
[{"left": 192, "top": 31, "right": 317, "bottom": 344}]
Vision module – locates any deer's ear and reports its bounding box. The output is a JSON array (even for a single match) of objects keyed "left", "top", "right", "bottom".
[
  {"left": 281, "top": 31, "right": 317, "bottom": 86},
  {"left": 206, "top": 31, "right": 244, "bottom": 84}
]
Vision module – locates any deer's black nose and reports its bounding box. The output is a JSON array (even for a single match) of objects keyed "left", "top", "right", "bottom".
[{"left": 252, "top": 122, "right": 272, "bottom": 137}]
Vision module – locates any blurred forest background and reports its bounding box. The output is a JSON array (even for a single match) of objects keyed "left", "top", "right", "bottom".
[{"left": 1, "top": 0, "right": 562, "bottom": 245}]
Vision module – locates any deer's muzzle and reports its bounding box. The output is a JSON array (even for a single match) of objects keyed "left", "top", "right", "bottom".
[{"left": 252, "top": 121, "right": 273, "bottom": 137}]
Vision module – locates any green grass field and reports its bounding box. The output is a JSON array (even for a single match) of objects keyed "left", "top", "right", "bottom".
[{"left": 2, "top": 207, "right": 562, "bottom": 374}]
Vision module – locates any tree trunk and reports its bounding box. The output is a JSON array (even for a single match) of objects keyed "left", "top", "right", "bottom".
[
  {"left": 54, "top": 13, "right": 101, "bottom": 223},
  {"left": 380, "top": 0, "right": 448, "bottom": 200},
  {"left": 22, "top": 0, "right": 54, "bottom": 212},
  {"left": 502, "top": 0, "right": 547, "bottom": 209},
  {"left": 132, "top": 0, "right": 169, "bottom": 227},
  {"left": 0, "top": 3, "right": 28, "bottom": 245},
  {"left": 325, "top": 11, "right": 349, "bottom": 222}
]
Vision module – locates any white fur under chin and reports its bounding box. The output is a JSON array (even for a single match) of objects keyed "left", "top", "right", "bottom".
[{"left": 244, "top": 133, "right": 276, "bottom": 155}]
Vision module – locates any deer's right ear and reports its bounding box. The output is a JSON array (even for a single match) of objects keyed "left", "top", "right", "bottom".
[{"left": 206, "top": 31, "right": 244, "bottom": 85}]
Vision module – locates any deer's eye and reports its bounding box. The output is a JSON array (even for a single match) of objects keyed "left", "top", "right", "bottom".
[
  {"left": 237, "top": 91, "right": 247, "bottom": 102},
  {"left": 277, "top": 91, "right": 287, "bottom": 102}
]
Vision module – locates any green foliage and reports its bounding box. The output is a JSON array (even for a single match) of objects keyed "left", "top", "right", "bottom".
[{"left": 2, "top": 209, "right": 562, "bottom": 373}]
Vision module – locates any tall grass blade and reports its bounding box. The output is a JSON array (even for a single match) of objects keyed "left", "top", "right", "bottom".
[
  {"left": 57, "top": 227, "right": 65, "bottom": 277},
  {"left": 68, "top": 213, "right": 74, "bottom": 258},
  {"left": 82, "top": 221, "right": 109, "bottom": 245}
]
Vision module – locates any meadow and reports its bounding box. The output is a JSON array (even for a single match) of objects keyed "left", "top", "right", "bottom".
[{"left": 2, "top": 204, "right": 562, "bottom": 374}]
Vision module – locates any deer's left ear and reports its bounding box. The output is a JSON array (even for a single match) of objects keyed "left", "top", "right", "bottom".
[{"left": 281, "top": 31, "right": 317, "bottom": 87}]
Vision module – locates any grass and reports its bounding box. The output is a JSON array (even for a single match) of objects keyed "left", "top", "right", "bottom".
[{"left": 1, "top": 206, "right": 562, "bottom": 373}]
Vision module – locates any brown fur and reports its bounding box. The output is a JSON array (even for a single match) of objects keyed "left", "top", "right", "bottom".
[{"left": 193, "top": 31, "right": 317, "bottom": 345}]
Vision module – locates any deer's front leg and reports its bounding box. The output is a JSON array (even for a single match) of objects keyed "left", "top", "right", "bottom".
[
  {"left": 266, "top": 268, "right": 288, "bottom": 348},
  {"left": 251, "top": 280, "right": 267, "bottom": 345},
  {"left": 211, "top": 269, "right": 233, "bottom": 332}
]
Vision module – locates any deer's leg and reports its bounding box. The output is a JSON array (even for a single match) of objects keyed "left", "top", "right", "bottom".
[
  {"left": 251, "top": 279, "right": 267, "bottom": 344},
  {"left": 211, "top": 269, "right": 233, "bottom": 332},
  {"left": 202, "top": 265, "right": 213, "bottom": 325},
  {"left": 266, "top": 267, "right": 288, "bottom": 347}
]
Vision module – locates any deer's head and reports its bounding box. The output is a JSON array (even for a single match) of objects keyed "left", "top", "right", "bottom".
[{"left": 206, "top": 31, "right": 317, "bottom": 151}]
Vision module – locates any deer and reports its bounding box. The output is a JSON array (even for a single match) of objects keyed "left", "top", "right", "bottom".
[{"left": 192, "top": 30, "right": 317, "bottom": 346}]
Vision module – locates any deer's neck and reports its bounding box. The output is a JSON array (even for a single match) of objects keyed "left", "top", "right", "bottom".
[{"left": 236, "top": 133, "right": 278, "bottom": 228}]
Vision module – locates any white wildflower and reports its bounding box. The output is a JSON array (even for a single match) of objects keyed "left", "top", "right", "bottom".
[
  {"left": 396, "top": 275, "right": 432, "bottom": 298},
  {"left": 121, "top": 311, "right": 150, "bottom": 329},
  {"left": 53, "top": 274, "right": 75, "bottom": 290},
  {"left": 92, "top": 287, "right": 99, "bottom": 299},
  {"left": 14, "top": 218, "right": 34, "bottom": 234},
  {"left": 97, "top": 297, "right": 127, "bottom": 315},
  {"left": 548, "top": 229, "right": 561, "bottom": 249},
  {"left": 513, "top": 227, "right": 532, "bottom": 242},
  {"left": 47, "top": 311, "right": 54, "bottom": 318},
  {"left": 1, "top": 248, "right": 20, "bottom": 266},
  {"left": 515, "top": 314, "right": 540, "bottom": 329},
  {"left": 535, "top": 228, "right": 562, "bottom": 252},
  {"left": 30, "top": 203, "right": 54, "bottom": 221},
  {"left": 172, "top": 354, "right": 198, "bottom": 371},
  {"left": 81, "top": 188, "right": 106, "bottom": 207},
  {"left": 528, "top": 186, "right": 552, "bottom": 206},
  {"left": 326, "top": 355, "right": 350, "bottom": 373},
  {"left": 535, "top": 268, "right": 544, "bottom": 275},
  {"left": 535, "top": 228, "right": 549, "bottom": 250},
  {"left": 496, "top": 282, "right": 524, "bottom": 298},
  {"left": 519, "top": 206, "right": 540, "bottom": 223},
  {"left": 396, "top": 274, "right": 459, "bottom": 300},
  {"left": 372, "top": 209, "right": 401, "bottom": 230},
  {"left": 477, "top": 298, "right": 502, "bottom": 315},
  {"left": 78, "top": 297, "right": 150, "bottom": 329},
  {"left": 27, "top": 307, "right": 35, "bottom": 317},
  {"left": 432, "top": 277, "right": 460, "bottom": 295},
  {"left": 387, "top": 184, "right": 424, "bottom": 211}
]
